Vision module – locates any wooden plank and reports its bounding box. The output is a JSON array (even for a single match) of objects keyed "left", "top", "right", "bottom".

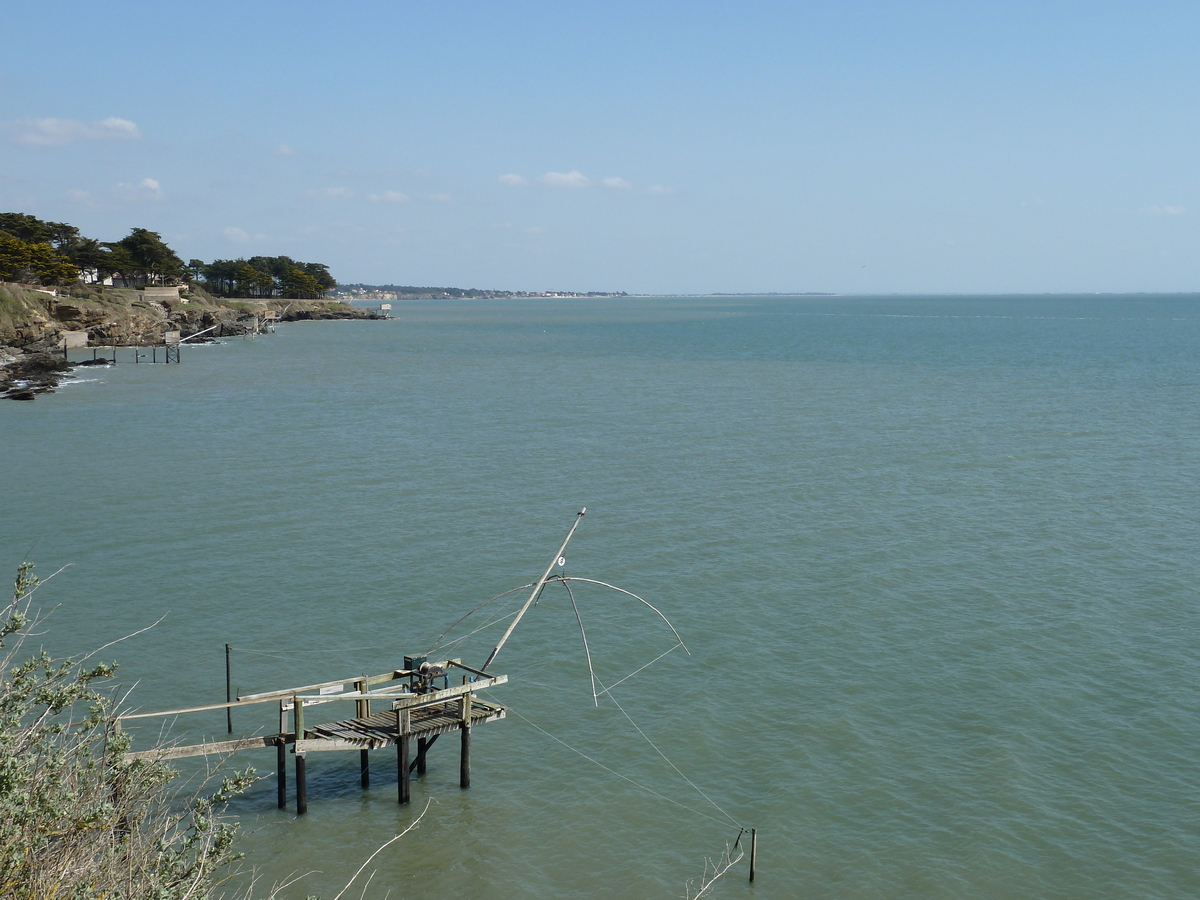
[
  {"left": 238, "top": 669, "right": 406, "bottom": 702},
  {"left": 296, "top": 738, "right": 389, "bottom": 753},
  {"left": 123, "top": 734, "right": 281, "bottom": 762},
  {"left": 118, "top": 696, "right": 281, "bottom": 720}
]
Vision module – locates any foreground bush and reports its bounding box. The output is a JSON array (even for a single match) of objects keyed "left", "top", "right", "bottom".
[{"left": 0, "top": 563, "right": 252, "bottom": 899}]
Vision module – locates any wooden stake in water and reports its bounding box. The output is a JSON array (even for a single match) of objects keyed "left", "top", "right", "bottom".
[
  {"left": 294, "top": 697, "right": 307, "bottom": 815},
  {"left": 749, "top": 828, "right": 757, "bottom": 883},
  {"left": 397, "top": 708, "right": 411, "bottom": 805},
  {"left": 276, "top": 739, "right": 286, "bottom": 809},
  {"left": 225, "top": 644, "right": 233, "bottom": 734},
  {"left": 460, "top": 690, "right": 472, "bottom": 789}
]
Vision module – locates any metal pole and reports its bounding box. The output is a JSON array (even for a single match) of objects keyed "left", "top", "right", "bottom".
[{"left": 481, "top": 508, "right": 586, "bottom": 672}]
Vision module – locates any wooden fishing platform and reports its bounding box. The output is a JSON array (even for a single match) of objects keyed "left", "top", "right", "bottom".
[
  {"left": 116, "top": 509, "right": 596, "bottom": 816},
  {"left": 118, "top": 657, "right": 507, "bottom": 814}
]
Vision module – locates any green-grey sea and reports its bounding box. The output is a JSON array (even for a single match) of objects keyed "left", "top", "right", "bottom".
[{"left": 2, "top": 294, "right": 1198, "bottom": 899}]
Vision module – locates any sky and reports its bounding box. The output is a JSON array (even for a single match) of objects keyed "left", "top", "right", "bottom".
[{"left": 2, "top": 1, "right": 1198, "bottom": 295}]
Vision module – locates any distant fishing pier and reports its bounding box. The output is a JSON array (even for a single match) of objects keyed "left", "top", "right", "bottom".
[
  {"left": 119, "top": 657, "right": 507, "bottom": 813},
  {"left": 114, "top": 509, "right": 589, "bottom": 814}
]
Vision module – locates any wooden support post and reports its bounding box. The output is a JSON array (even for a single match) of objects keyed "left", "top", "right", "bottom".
[
  {"left": 749, "top": 828, "right": 756, "bottom": 883},
  {"left": 460, "top": 691, "right": 472, "bottom": 789},
  {"left": 225, "top": 644, "right": 233, "bottom": 734},
  {"left": 276, "top": 739, "right": 286, "bottom": 809},
  {"left": 397, "top": 708, "right": 410, "bottom": 804},
  {"left": 354, "top": 679, "right": 369, "bottom": 788},
  {"left": 416, "top": 737, "right": 428, "bottom": 775},
  {"left": 296, "top": 753, "right": 308, "bottom": 815},
  {"left": 294, "top": 696, "right": 307, "bottom": 814}
]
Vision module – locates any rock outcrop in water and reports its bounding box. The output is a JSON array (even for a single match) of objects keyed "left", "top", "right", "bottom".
[{"left": 0, "top": 282, "right": 381, "bottom": 400}]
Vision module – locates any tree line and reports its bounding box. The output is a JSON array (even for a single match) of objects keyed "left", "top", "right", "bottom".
[{"left": 0, "top": 212, "right": 336, "bottom": 299}]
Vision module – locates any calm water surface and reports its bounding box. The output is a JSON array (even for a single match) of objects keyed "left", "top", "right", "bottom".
[{"left": 2, "top": 295, "right": 1198, "bottom": 899}]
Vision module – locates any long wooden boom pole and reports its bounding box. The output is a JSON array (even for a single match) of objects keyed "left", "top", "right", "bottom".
[{"left": 480, "top": 508, "right": 586, "bottom": 672}]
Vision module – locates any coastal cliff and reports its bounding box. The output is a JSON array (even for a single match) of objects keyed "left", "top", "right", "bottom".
[{"left": 0, "top": 282, "right": 378, "bottom": 400}]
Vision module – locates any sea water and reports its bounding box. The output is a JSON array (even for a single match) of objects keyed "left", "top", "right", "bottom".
[{"left": 1, "top": 295, "right": 1198, "bottom": 899}]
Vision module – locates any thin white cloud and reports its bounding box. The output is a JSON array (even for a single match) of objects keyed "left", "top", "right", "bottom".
[
  {"left": 223, "top": 226, "right": 269, "bottom": 243},
  {"left": 430, "top": 193, "right": 453, "bottom": 203},
  {"left": 65, "top": 189, "right": 93, "bottom": 203},
  {"left": 602, "top": 177, "right": 631, "bottom": 190},
  {"left": 499, "top": 173, "right": 528, "bottom": 186},
  {"left": 112, "top": 177, "right": 163, "bottom": 201},
  {"left": 310, "top": 186, "right": 354, "bottom": 199},
  {"left": 647, "top": 184, "right": 673, "bottom": 195},
  {"left": 1146, "top": 204, "right": 1186, "bottom": 216},
  {"left": 368, "top": 190, "right": 409, "bottom": 203},
  {"left": 4, "top": 117, "right": 141, "bottom": 147},
  {"left": 540, "top": 170, "right": 590, "bottom": 188},
  {"left": 275, "top": 143, "right": 296, "bottom": 156}
]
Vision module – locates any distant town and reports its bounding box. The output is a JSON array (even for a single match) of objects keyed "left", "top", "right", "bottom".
[{"left": 333, "top": 283, "right": 629, "bottom": 301}]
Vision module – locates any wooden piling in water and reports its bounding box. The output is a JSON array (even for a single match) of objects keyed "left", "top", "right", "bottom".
[
  {"left": 225, "top": 644, "right": 233, "bottom": 734},
  {"left": 397, "top": 708, "right": 411, "bottom": 804},
  {"left": 460, "top": 690, "right": 472, "bottom": 789},
  {"left": 296, "top": 754, "right": 307, "bottom": 814},
  {"left": 294, "top": 697, "right": 307, "bottom": 814},
  {"left": 749, "top": 828, "right": 756, "bottom": 883},
  {"left": 354, "top": 679, "right": 370, "bottom": 787},
  {"left": 416, "top": 737, "right": 428, "bottom": 775},
  {"left": 276, "top": 739, "right": 286, "bottom": 809}
]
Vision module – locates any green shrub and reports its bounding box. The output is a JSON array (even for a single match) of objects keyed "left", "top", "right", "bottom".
[{"left": 0, "top": 564, "right": 253, "bottom": 899}]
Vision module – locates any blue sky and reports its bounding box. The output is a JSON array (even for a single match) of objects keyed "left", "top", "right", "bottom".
[{"left": 2, "top": 1, "right": 1198, "bottom": 294}]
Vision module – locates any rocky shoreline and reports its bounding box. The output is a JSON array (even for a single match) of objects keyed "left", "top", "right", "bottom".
[{"left": 0, "top": 283, "right": 382, "bottom": 400}]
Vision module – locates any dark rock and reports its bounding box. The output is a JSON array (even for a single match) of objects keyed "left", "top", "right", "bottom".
[{"left": 19, "top": 353, "right": 72, "bottom": 375}]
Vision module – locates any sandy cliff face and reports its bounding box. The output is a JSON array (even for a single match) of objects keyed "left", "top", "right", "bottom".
[{"left": 0, "top": 284, "right": 374, "bottom": 350}]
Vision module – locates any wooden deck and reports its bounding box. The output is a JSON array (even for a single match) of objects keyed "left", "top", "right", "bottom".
[{"left": 297, "top": 699, "right": 506, "bottom": 753}]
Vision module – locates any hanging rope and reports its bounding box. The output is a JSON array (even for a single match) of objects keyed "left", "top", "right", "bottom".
[
  {"left": 501, "top": 704, "right": 744, "bottom": 830},
  {"left": 562, "top": 579, "right": 599, "bottom": 706},
  {"left": 594, "top": 675, "right": 744, "bottom": 830}
]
